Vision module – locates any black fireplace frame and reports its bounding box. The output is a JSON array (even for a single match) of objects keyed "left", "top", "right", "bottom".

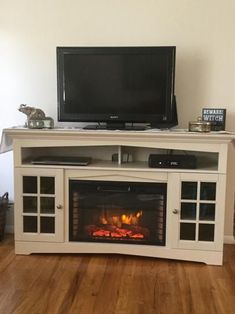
[{"left": 69, "top": 180, "right": 167, "bottom": 246}]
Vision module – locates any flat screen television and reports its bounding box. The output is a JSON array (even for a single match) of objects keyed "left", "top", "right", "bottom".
[{"left": 57, "top": 46, "right": 177, "bottom": 130}]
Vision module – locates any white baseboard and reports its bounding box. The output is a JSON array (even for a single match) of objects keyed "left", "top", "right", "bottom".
[{"left": 224, "top": 235, "right": 235, "bottom": 244}]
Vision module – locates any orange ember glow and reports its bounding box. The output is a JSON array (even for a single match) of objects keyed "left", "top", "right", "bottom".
[
  {"left": 86, "top": 209, "right": 148, "bottom": 240},
  {"left": 92, "top": 227, "right": 145, "bottom": 239}
]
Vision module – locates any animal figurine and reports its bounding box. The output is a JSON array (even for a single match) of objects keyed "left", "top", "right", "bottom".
[
  {"left": 19, "top": 104, "right": 46, "bottom": 120},
  {"left": 18, "top": 104, "right": 54, "bottom": 129}
]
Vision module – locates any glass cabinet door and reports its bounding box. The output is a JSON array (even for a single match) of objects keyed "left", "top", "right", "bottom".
[
  {"left": 170, "top": 172, "right": 225, "bottom": 251},
  {"left": 22, "top": 175, "right": 55, "bottom": 234},
  {"left": 179, "top": 181, "right": 216, "bottom": 243},
  {"left": 15, "top": 168, "right": 64, "bottom": 242}
]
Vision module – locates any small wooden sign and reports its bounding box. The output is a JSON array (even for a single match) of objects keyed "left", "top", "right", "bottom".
[{"left": 202, "top": 108, "right": 226, "bottom": 131}]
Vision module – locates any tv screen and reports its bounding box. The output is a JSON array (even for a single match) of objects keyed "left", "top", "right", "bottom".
[{"left": 57, "top": 46, "right": 177, "bottom": 130}]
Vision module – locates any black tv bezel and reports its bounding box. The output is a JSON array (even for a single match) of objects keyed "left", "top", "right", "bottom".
[{"left": 57, "top": 46, "right": 177, "bottom": 129}]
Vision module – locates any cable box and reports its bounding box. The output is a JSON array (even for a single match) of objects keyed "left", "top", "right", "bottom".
[
  {"left": 148, "top": 154, "right": 197, "bottom": 169},
  {"left": 31, "top": 156, "right": 92, "bottom": 166}
]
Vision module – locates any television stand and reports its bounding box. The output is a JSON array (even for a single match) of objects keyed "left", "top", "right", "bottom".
[
  {"left": 3, "top": 127, "right": 235, "bottom": 265},
  {"left": 83, "top": 122, "right": 148, "bottom": 131}
]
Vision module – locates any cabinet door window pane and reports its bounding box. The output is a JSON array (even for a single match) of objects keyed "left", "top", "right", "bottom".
[
  {"left": 181, "top": 203, "right": 197, "bottom": 220},
  {"left": 199, "top": 203, "right": 215, "bottom": 221},
  {"left": 181, "top": 182, "right": 197, "bottom": 200},
  {"left": 23, "top": 176, "right": 37, "bottom": 193},
  {"left": 40, "top": 217, "right": 55, "bottom": 233},
  {"left": 40, "top": 177, "right": 55, "bottom": 194},
  {"left": 198, "top": 224, "right": 215, "bottom": 241},
  {"left": 23, "top": 196, "right": 37, "bottom": 213},
  {"left": 40, "top": 197, "right": 55, "bottom": 214},
  {"left": 200, "top": 182, "right": 216, "bottom": 200},
  {"left": 23, "top": 216, "right": 37, "bottom": 233},
  {"left": 180, "top": 223, "right": 196, "bottom": 240}
]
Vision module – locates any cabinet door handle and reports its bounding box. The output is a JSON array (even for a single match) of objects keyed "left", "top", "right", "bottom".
[
  {"left": 56, "top": 204, "right": 63, "bottom": 210},
  {"left": 172, "top": 209, "right": 178, "bottom": 214}
]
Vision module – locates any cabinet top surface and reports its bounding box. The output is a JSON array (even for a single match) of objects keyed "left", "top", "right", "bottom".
[{"left": 3, "top": 127, "right": 235, "bottom": 142}]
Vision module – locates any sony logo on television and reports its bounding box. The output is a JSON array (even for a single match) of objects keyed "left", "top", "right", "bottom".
[{"left": 110, "top": 115, "right": 119, "bottom": 119}]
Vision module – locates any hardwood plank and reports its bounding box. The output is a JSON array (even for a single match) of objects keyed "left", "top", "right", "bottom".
[{"left": 0, "top": 236, "right": 235, "bottom": 314}]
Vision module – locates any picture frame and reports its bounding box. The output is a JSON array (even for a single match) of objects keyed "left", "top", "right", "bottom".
[{"left": 202, "top": 108, "right": 226, "bottom": 131}]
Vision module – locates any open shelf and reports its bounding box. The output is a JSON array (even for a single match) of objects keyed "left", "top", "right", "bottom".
[{"left": 21, "top": 145, "right": 219, "bottom": 172}]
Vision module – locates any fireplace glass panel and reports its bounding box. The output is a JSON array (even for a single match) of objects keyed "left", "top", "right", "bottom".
[{"left": 69, "top": 180, "right": 167, "bottom": 246}]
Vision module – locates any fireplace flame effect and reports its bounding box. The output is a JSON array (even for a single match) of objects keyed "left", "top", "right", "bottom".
[
  {"left": 100, "top": 210, "right": 143, "bottom": 227},
  {"left": 86, "top": 210, "right": 148, "bottom": 240}
]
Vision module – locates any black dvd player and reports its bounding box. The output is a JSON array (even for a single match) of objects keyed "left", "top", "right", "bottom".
[
  {"left": 148, "top": 154, "right": 197, "bottom": 169},
  {"left": 31, "top": 156, "right": 92, "bottom": 166}
]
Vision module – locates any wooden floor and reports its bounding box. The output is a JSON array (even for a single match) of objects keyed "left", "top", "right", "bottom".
[{"left": 0, "top": 236, "right": 235, "bottom": 314}]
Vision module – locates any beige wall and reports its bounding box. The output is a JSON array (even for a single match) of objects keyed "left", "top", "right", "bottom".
[{"left": 1, "top": 0, "right": 235, "bottom": 236}]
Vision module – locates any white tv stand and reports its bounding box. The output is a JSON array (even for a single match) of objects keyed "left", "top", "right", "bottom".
[{"left": 3, "top": 127, "right": 235, "bottom": 265}]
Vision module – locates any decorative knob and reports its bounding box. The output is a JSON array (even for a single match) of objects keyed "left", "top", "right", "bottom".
[
  {"left": 172, "top": 209, "right": 178, "bottom": 214},
  {"left": 56, "top": 204, "right": 63, "bottom": 210}
]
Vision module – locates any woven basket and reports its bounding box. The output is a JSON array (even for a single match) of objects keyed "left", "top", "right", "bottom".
[{"left": 0, "top": 192, "right": 8, "bottom": 241}]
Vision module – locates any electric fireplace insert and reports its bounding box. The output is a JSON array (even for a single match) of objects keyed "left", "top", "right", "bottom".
[{"left": 69, "top": 180, "right": 167, "bottom": 246}]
